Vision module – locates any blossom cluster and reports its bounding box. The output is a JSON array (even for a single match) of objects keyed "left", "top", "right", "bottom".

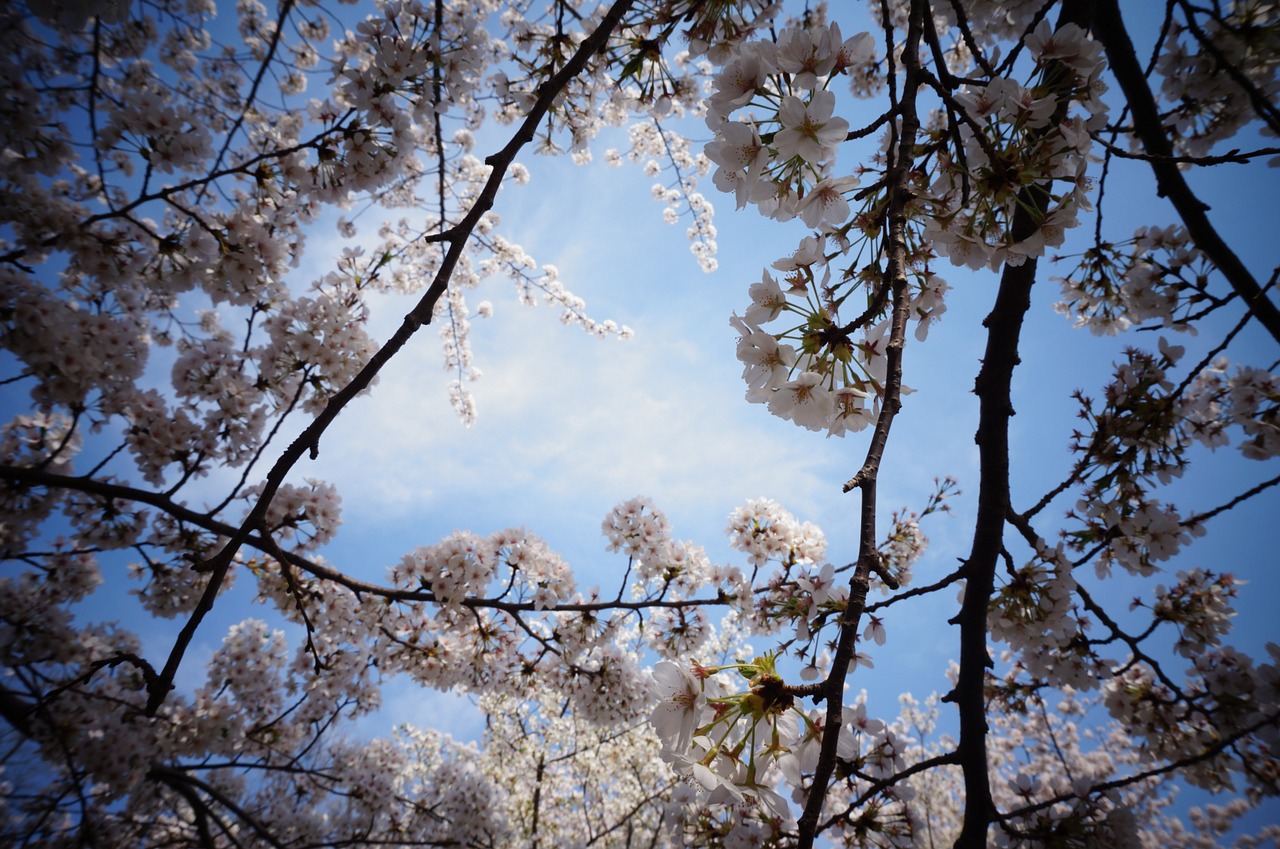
[
  {"left": 702, "top": 15, "right": 1119, "bottom": 436},
  {"left": 649, "top": 654, "right": 906, "bottom": 831},
  {"left": 701, "top": 20, "right": 921, "bottom": 436},
  {"left": 1181, "top": 357, "right": 1280, "bottom": 461},
  {"left": 1102, "top": 644, "right": 1280, "bottom": 798},
  {"left": 1152, "top": 2, "right": 1280, "bottom": 159},
  {"left": 1054, "top": 225, "right": 1217, "bottom": 335},
  {"left": 617, "top": 118, "right": 720, "bottom": 273},
  {"left": 921, "top": 21, "right": 1108, "bottom": 272}
]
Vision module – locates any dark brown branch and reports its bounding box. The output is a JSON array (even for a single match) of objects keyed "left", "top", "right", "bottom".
[
  {"left": 149, "top": 765, "right": 287, "bottom": 849},
  {"left": 944, "top": 0, "right": 998, "bottom": 78},
  {"left": 795, "top": 3, "right": 926, "bottom": 847},
  {"left": 1186, "top": 471, "right": 1280, "bottom": 525},
  {"left": 1022, "top": 296, "right": 1263, "bottom": 525},
  {"left": 845, "top": 107, "right": 896, "bottom": 141},
  {"left": 0, "top": 123, "right": 354, "bottom": 269},
  {"left": 864, "top": 565, "right": 967, "bottom": 615},
  {"left": 1090, "top": 132, "right": 1280, "bottom": 166},
  {"left": 0, "top": 685, "right": 35, "bottom": 735},
  {"left": 825, "top": 751, "right": 962, "bottom": 830},
  {"left": 1093, "top": 0, "right": 1280, "bottom": 345},
  {"left": 0, "top": 463, "right": 728, "bottom": 610},
  {"left": 1073, "top": 583, "right": 1197, "bottom": 702},
  {"left": 949, "top": 3, "right": 1098, "bottom": 844},
  {"left": 25, "top": 652, "right": 160, "bottom": 722},
  {"left": 949, "top": 211, "right": 1035, "bottom": 849},
  {"left": 202, "top": 0, "right": 298, "bottom": 194}
]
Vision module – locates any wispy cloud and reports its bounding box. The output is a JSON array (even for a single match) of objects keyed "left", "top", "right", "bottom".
[{"left": 311, "top": 291, "right": 836, "bottom": 562}]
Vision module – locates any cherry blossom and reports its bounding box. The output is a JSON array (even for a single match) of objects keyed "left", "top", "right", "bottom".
[{"left": 774, "top": 91, "right": 850, "bottom": 166}]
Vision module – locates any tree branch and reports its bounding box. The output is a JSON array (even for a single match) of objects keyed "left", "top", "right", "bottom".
[
  {"left": 795, "top": 2, "right": 925, "bottom": 846},
  {"left": 1093, "top": 0, "right": 1280, "bottom": 344},
  {"left": 949, "top": 4, "right": 1097, "bottom": 844}
]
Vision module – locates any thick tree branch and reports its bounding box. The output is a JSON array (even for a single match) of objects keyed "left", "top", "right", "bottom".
[
  {"left": 948, "top": 210, "right": 1036, "bottom": 849},
  {"left": 949, "top": 5, "right": 1097, "bottom": 845},
  {"left": 1093, "top": 0, "right": 1280, "bottom": 344}
]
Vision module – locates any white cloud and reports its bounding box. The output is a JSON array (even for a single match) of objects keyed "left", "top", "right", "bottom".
[
  {"left": 311, "top": 290, "right": 836, "bottom": 554},
  {"left": 301, "top": 148, "right": 857, "bottom": 572}
]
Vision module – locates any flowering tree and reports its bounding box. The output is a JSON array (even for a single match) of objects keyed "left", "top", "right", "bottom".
[{"left": 2, "top": 0, "right": 1278, "bottom": 846}]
